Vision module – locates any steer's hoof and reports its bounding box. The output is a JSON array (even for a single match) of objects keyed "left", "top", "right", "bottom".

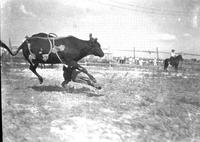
[
  {"left": 39, "top": 78, "right": 43, "bottom": 84},
  {"left": 61, "top": 82, "right": 66, "bottom": 88},
  {"left": 95, "top": 86, "right": 102, "bottom": 90},
  {"left": 61, "top": 80, "right": 70, "bottom": 88},
  {"left": 61, "top": 82, "right": 74, "bottom": 93},
  {"left": 93, "top": 83, "right": 102, "bottom": 90}
]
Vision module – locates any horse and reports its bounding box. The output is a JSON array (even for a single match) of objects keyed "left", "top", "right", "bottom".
[
  {"left": 0, "top": 33, "right": 104, "bottom": 87},
  {"left": 164, "top": 55, "right": 183, "bottom": 71}
]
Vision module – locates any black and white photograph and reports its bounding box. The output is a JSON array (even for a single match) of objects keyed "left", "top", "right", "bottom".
[{"left": 1, "top": 0, "right": 200, "bottom": 141}]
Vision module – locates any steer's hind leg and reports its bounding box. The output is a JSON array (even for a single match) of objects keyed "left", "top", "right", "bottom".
[{"left": 29, "top": 63, "right": 43, "bottom": 84}]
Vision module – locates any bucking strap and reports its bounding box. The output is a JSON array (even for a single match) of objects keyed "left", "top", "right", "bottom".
[{"left": 25, "top": 33, "right": 65, "bottom": 64}]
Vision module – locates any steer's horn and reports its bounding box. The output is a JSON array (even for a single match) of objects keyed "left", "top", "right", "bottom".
[
  {"left": 89, "top": 33, "right": 93, "bottom": 39},
  {"left": 25, "top": 35, "right": 30, "bottom": 39}
]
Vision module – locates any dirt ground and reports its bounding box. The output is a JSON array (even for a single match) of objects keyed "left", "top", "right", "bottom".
[{"left": 2, "top": 63, "right": 200, "bottom": 142}]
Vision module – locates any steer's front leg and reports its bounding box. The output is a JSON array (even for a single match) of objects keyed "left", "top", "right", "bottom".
[{"left": 67, "top": 61, "right": 97, "bottom": 83}]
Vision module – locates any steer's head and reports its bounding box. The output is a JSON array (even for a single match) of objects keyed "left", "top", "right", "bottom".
[{"left": 88, "top": 33, "right": 104, "bottom": 57}]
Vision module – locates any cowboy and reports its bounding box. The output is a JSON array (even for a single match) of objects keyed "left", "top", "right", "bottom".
[
  {"left": 170, "top": 49, "right": 176, "bottom": 58},
  {"left": 62, "top": 65, "right": 101, "bottom": 89},
  {"left": 170, "top": 49, "right": 176, "bottom": 64}
]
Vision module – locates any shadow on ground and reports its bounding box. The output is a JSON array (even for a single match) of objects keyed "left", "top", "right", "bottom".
[
  {"left": 29, "top": 85, "right": 64, "bottom": 92},
  {"left": 28, "top": 85, "right": 104, "bottom": 97},
  {"left": 86, "top": 92, "right": 104, "bottom": 97}
]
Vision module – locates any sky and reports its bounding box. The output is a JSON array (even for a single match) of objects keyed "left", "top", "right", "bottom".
[{"left": 1, "top": 0, "right": 200, "bottom": 59}]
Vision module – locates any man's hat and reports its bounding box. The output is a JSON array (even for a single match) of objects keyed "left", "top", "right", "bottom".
[{"left": 171, "top": 49, "right": 175, "bottom": 52}]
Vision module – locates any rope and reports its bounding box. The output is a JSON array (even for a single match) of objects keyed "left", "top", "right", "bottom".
[
  {"left": 55, "top": 51, "right": 65, "bottom": 64},
  {"left": 25, "top": 33, "right": 66, "bottom": 65},
  {"left": 26, "top": 36, "right": 62, "bottom": 40},
  {"left": 47, "top": 34, "right": 53, "bottom": 56},
  {"left": 49, "top": 33, "right": 58, "bottom": 37},
  {"left": 47, "top": 34, "right": 65, "bottom": 64},
  {"left": 25, "top": 33, "right": 55, "bottom": 62},
  {"left": 25, "top": 39, "right": 34, "bottom": 58}
]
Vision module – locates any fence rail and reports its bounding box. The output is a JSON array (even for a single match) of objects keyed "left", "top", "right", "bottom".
[
  {"left": 1, "top": 45, "right": 200, "bottom": 64},
  {"left": 117, "top": 49, "right": 200, "bottom": 56}
]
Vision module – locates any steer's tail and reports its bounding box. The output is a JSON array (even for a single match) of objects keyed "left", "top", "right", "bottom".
[{"left": 0, "top": 40, "right": 25, "bottom": 56}]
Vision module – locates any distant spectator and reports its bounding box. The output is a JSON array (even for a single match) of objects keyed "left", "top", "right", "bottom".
[
  {"left": 154, "top": 58, "right": 157, "bottom": 66},
  {"left": 119, "top": 56, "right": 126, "bottom": 64},
  {"left": 139, "top": 59, "right": 143, "bottom": 66}
]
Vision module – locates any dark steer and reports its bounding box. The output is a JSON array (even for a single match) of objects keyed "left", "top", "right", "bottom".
[{"left": 0, "top": 33, "right": 104, "bottom": 86}]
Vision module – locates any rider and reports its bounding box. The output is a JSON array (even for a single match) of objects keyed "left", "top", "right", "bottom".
[
  {"left": 170, "top": 49, "right": 176, "bottom": 64},
  {"left": 62, "top": 65, "right": 101, "bottom": 89}
]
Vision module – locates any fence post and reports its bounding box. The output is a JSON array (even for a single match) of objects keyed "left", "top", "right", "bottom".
[
  {"left": 156, "top": 47, "right": 159, "bottom": 59},
  {"left": 132, "top": 47, "right": 135, "bottom": 64},
  {"left": 9, "top": 38, "right": 13, "bottom": 65},
  {"left": 156, "top": 47, "right": 159, "bottom": 65}
]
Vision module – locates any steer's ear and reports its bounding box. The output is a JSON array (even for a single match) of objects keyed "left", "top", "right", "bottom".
[
  {"left": 89, "top": 33, "right": 93, "bottom": 40},
  {"left": 94, "top": 38, "right": 98, "bottom": 42}
]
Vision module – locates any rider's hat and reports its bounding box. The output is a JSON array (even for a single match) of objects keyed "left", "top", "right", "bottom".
[{"left": 171, "top": 49, "right": 175, "bottom": 52}]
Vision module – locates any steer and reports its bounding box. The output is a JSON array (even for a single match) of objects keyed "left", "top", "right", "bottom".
[{"left": 0, "top": 33, "right": 104, "bottom": 87}]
